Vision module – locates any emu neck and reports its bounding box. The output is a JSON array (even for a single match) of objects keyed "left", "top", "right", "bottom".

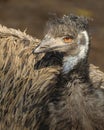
[
  {"left": 63, "top": 55, "right": 80, "bottom": 74},
  {"left": 62, "top": 55, "right": 89, "bottom": 81},
  {"left": 62, "top": 30, "right": 89, "bottom": 77}
]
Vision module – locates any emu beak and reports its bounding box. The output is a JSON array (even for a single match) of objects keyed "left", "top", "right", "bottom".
[
  {"left": 33, "top": 41, "right": 51, "bottom": 54},
  {"left": 33, "top": 44, "right": 45, "bottom": 54},
  {"left": 33, "top": 37, "right": 55, "bottom": 54}
]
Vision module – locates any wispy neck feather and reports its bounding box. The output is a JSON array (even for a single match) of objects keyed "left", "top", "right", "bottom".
[{"left": 63, "top": 31, "right": 89, "bottom": 74}]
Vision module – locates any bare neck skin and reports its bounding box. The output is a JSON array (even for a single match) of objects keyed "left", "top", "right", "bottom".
[{"left": 62, "top": 31, "right": 89, "bottom": 75}]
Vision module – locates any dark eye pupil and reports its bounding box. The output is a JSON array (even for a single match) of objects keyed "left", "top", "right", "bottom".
[
  {"left": 65, "top": 36, "right": 70, "bottom": 39},
  {"left": 65, "top": 35, "right": 73, "bottom": 39}
]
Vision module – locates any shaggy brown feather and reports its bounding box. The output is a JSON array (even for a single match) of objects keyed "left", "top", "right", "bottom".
[
  {"left": 0, "top": 25, "right": 61, "bottom": 130},
  {"left": 0, "top": 25, "right": 104, "bottom": 130}
]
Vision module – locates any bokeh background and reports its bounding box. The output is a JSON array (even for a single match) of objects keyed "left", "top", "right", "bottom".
[{"left": 0, "top": 0, "right": 104, "bottom": 71}]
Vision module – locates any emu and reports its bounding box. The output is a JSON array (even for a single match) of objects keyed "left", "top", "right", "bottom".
[
  {"left": 34, "top": 14, "right": 104, "bottom": 130},
  {"left": 0, "top": 14, "right": 104, "bottom": 130}
]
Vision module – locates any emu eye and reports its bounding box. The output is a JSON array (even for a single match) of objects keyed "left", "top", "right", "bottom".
[{"left": 63, "top": 35, "right": 74, "bottom": 43}]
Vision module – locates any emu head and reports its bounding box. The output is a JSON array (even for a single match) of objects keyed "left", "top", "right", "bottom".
[{"left": 34, "top": 14, "right": 90, "bottom": 73}]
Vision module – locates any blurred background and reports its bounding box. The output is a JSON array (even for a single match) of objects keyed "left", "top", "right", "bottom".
[{"left": 0, "top": 0, "right": 104, "bottom": 71}]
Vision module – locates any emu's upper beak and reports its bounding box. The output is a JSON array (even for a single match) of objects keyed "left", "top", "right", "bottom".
[{"left": 33, "top": 36, "right": 57, "bottom": 54}]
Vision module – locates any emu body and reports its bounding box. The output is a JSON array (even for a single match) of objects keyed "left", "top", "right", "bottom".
[{"left": 0, "top": 15, "right": 104, "bottom": 130}]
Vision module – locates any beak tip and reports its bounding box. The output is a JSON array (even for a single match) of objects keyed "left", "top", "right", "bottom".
[{"left": 33, "top": 47, "right": 40, "bottom": 54}]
